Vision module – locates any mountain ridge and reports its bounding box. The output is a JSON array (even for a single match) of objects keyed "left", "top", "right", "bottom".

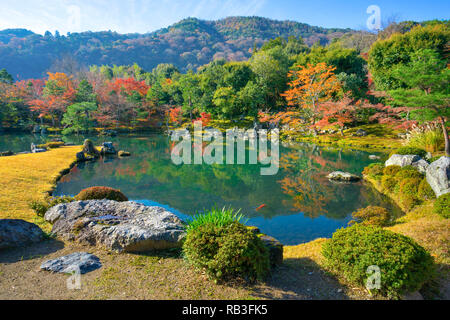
[{"left": 0, "top": 16, "right": 357, "bottom": 79}]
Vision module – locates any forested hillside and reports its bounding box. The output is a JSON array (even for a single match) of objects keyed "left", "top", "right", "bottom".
[{"left": 0, "top": 16, "right": 356, "bottom": 80}]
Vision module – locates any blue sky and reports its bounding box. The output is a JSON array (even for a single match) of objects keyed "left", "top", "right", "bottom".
[{"left": 0, "top": 0, "right": 448, "bottom": 35}]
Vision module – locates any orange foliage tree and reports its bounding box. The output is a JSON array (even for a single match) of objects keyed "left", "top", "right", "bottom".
[{"left": 281, "top": 62, "right": 341, "bottom": 127}]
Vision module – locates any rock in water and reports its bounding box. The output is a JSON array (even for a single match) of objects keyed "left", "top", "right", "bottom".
[
  {"left": 40, "top": 252, "right": 101, "bottom": 274},
  {"left": 0, "top": 219, "right": 44, "bottom": 249},
  {"left": 100, "top": 142, "right": 117, "bottom": 155},
  {"left": 118, "top": 150, "right": 131, "bottom": 157},
  {"left": 82, "top": 139, "right": 100, "bottom": 157},
  {"left": 426, "top": 156, "right": 450, "bottom": 197},
  {"left": 44, "top": 200, "right": 186, "bottom": 252},
  {"left": 327, "top": 171, "right": 361, "bottom": 182},
  {"left": 385, "top": 154, "right": 421, "bottom": 167}
]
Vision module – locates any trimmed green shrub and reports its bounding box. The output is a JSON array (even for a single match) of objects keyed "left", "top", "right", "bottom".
[
  {"left": 381, "top": 175, "right": 397, "bottom": 192},
  {"left": 390, "top": 147, "right": 427, "bottom": 159},
  {"left": 322, "top": 224, "right": 434, "bottom": 298},
  {"left": 362, "top": 163, "right": 384, "bottom": 179},
  {"left": 36, "top": 141, "right": 65, "bottom": 150},
  {"left": 399, "top": 178, "right": 422, "bottom": 197},
  {"left": 29, "top": 196, "right": 75, "bottom": 217},
  {"left": 75, "top": 186, "right": 128, "bottom": 202},
  {"left": 434, "top": 194, "right": 450, "bottom": 219},
  {"left": 383, "top": 165, "right": 401, "bottom": 176},
  {"left": 183, "top": 210, "right": 270, "bottom": 282},
  {"left": 351, "top": 206, "right": 390, "bottom": 226},
  {"left": 394, "top": 166, "right": 423, "bottom": 181},
  {"left": 418, "top": 179, "right": 436, "bottom": 201}
]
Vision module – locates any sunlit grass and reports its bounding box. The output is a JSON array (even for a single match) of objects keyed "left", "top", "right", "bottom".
[{"left": 0, "top": 146, "right": 81, "bottom": 231}]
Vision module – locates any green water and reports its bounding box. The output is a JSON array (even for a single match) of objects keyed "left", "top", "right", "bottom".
[{"left": 0, "top": 133, "right": 401, "bottom": 245}]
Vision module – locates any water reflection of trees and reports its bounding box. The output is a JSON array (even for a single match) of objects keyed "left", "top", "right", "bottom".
[{"left": 54, "top": 134, "right": 397, "bottom": 221}]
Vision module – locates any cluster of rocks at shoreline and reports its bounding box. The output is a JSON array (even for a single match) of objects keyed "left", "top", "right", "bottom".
[{"left": 384, "top": 154, "right": 450, "bottom": 197}]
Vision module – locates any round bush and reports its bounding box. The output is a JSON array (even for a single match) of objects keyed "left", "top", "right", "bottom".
[
  {"left": 362, "top": 163, "right": 384, "bottom": 179},
  {"left": 383, "top": 165, "right": 401, "bottom": 176},
  {"left": 75, "top": 186, "right": 128, "bottom": 202},
  {"left": 390, "top": 147, "right": 427, "bottom": 159},
  {"left": 381, "top": 175, "right": 397, "bottom": 192},
  {"left": 418, "top": 179, "right": 436, "bottom": 201},
  {"left": 322, "top": 224, "right": 434, "bottom": 298},
  {"left": 434, "top": 194, "right": 449, "bottom": 219},
  {"left": 183, "top": 222, "right": 270, "bottom": 282},
  {"left": 351, "top": 206, "right": 390, "bottom": 226}
]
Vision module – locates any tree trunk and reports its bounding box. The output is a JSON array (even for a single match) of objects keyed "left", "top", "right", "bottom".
[{"left": 439, "top": 116, "right": 450, "bottom": 156}]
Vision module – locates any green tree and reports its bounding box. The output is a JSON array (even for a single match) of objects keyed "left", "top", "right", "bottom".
[
  {"left": 179, "top": 71, "right": 202, "bottom": 120},
  {"left": 389, "top": 49, "right": 450, "bottom": 155},
  {"left": 212, "top": 87, "right": 237, "bottom": 119},
  {"left": 0, "top": 69, "right": 13, "bottom": 84},
  {"left": 369, "top": 24, "right": 449, "bottom": 90},
  {"left": 75, "top": 79, "right": 97, "bottom": 103},
  {"left": 61, "top": 102, "right": 97, "bottom": 135}
]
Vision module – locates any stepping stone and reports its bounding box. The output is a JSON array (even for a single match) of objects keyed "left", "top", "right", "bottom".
[{"left": 40, "top": 252, "right": 102, "bottom": 274}]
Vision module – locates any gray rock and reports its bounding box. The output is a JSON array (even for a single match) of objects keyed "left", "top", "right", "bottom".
[
  {"left": 385, "top": 154, "right": 421, "bottom": 167},
  {"left": 44, "top": 200, "right": 186, "bottom": 252},
  {"left": 0, "top": 219, "right": 44, "bottom": 249},
  {"left": 412, "top": 159, "right": 430, "bottom": 174},
  {"left": 248, "top": 227, "right": 283, "bottom": 267},
  {"left": 31, "top": 143, "right": 46, "bottom": 153},
  {"left": 327, "top": 171, "right": 361, "bottom": 182},
  {"left": 369, "top": 155, "right": 381, "bottom": 160},
  {"left": 354, "top": 129, "right": 368, "bottom": 137},
  {"left": 100, "top": 142, "right": 117, "bottom": 155},
  {"left": 426, "top": 156, "right": 450, "bottom": 197},
  {"left": 40, "top": 252, "right": 101, "bottom": 274}
]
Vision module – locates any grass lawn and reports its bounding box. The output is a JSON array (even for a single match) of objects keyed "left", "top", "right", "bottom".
[{"left": 0, "top": 146, "right": 81, "bottom": 231}]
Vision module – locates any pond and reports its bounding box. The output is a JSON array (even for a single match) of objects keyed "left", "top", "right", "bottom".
[{"left": 1, "top": 133, "right": 402, "bottom": 245}]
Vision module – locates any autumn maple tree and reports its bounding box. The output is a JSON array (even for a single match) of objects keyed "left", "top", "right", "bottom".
[
  {"left": 314, "top": 97, "right": 355, "bottom": 135},
  {"left": 282, "top": 62, "right": 341, "bottom": 128}
]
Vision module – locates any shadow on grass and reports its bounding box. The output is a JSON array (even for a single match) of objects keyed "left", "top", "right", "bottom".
[
  {"left": 251, "top": 257, "right": 351, "bottom": 300},
  {"left": 0, "top": 239, "right": 65, "bottom": 263}
]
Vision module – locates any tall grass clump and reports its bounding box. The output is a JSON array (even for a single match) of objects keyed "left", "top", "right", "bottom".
[
  {"left": 185, "top": 207, "right": 247, "bottom": 232},
  {"left": 406, "top": 122, "right": 444, "bottom": 153}
]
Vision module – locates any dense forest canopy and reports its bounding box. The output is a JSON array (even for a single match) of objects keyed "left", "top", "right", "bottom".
[
  {"left": 0, "top": 16, "right": 357, "bottom": 80},
  {"left": 0, "top": 17, "right": 448, "bottom": 153}
]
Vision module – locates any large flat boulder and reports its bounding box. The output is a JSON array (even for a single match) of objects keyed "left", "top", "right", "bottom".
[
  {"left": 426, "top": 156, "right": 450, "bottom": 197},
  {"left": 385, "top": 154, "right": 421, "bottom": 167},
  {"left": 44, "top": 200, "right": 186, "bottom": 252},
  {"left": 0, "top": 219, "right": 45, "bottom": 249},
  {"left": 41, "top": 252, "right": 101, "bottom": 274}
]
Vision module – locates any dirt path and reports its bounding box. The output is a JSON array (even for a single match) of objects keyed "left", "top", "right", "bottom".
[{"left": 0, "top": 240, "right": 359, "bottom": 300}]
